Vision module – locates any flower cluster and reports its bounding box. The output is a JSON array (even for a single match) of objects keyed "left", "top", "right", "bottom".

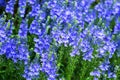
[
  {"left": 0, "top": 0, "right": 120, "bottom": 80},
  {"left": 5, "top": 0, "right": 16, "bottom": 14},
  {"left": 23, "top": 63, "right": 40, "bottom": 80}
]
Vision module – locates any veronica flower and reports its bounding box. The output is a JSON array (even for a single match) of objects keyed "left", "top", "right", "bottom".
[
  {"left": 90, "top": 69, "right": 101, "bottom": 77},
  {"left": 41, "top": 53, "right": 57, "bottom": 80},
  {"left": 99, "top": 61, "right": 110, "bottom": 71},
  {"left": 23, "top": 63, "right": 40, "bottom": 80},
  {"left": 5, "top": 0, "right": 16, "bottom": 14},
  {"left": 18, "top": 0, "right": 27, "bottom": 17},
  {"left": 108, "top": 71, "right": 117, "bottom": 78},
  {"left": 18, "top": 19, "right": 28, "bottom": 38}
]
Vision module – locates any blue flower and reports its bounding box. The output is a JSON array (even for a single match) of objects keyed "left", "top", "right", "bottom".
[
  {"left": 108, "top": 71, "right": 116, "bottom": 78},
  {"left": 99, "top": 61, "right": 110, "bottom": 71},
  {"left": 19, "top": 0, "right": 27, "bottom": 17},
  {"left": 90, "top": 69, "right": 101, "bottom": 77},
  {"left": 23, "top": 63, "right": 40, "bottom": 80},
  {"left": 5, "top": 0, "right": 16, "bottom": 14},
  {"left": 29, "top": 4, "right": 40, "bottom": 17},
  {"left": 18, "top": 19, "right": 28, "bottom": 38},
  {"left": 0, "top": 0, "right": 6, "bottom": 7},
  {"left": 83, "top": 49, "right": 93, "bottom": 61},
  {"left": 41, "top": 53, "right": 57, "bottom": 80}
]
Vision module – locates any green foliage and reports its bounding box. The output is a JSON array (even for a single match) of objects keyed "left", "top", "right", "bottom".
[
  {"left": 0, "top": 55, "right": 25, "bottom": 80},
  {"left": 110, "top": 53, "right": 120, "bottom": 80},
  {"left": 1, "top": 45, "right": 120, "bottom": 80},
  {"left": 38, "top": 71, "right": 47, "bottom": 80}
]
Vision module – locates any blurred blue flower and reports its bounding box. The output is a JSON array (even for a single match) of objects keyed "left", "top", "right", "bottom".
[
  {"left": 0, "top": 0, "right": 6, "bottom": 7},
  {"left": 90, "top": 69, "right": 101, "bottom": 77},
  {"left": 23, "top": 63, "right": 40, "bottom": 80},
  {"left": 5, "top": 0, "right": 16, "bottom": 14}
]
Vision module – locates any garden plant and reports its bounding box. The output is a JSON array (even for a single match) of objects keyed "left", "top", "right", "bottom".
[{"left": 0, "top": 0, "right": 120, "bottom": 80}]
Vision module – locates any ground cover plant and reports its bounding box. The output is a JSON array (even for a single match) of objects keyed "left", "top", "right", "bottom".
[{"left": 0, "top": 0, "right": 120, "bottom": 80}]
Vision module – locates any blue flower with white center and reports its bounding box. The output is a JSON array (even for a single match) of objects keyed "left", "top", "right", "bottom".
[
  {"left": 17, "top": 40, "right": 29, "bottom": 64},
  {"left": 113, "top": 2, "right": 120, "bottom": 16},
  {"left": 23, "top": 63, "right": 40, "bottom": 80},
  {"left": 5, "top": 0, "right": 16, "bottom": 14},
  {"left": 0, "top": 24, "right": 7, "bottom": 44},
  {"left": 69, "top": 30, "right": 79, "bottom": 47},
  {"left": 97, "top": 47, "right": 106, "bottom": 58},
  {"left": 34, "top": 35, "right": 51, "bottom": 55},
  {"left": 70, "top": 49, "right": 79, "bottom": 57},
  {"left": 52, "top": 30, "right": 70, "bottom": 46},
  {"left": 29, "top": 4, "right": 40, "bottom": 17},
  {"left": 18, "top": 0, "right": 27, "bottom": 17},
  {"left": 0, "top": 19, "right": 14, "bottom": 55},
  {"left": 90, "top": 69, "right": 101, "bottom": 77},
  {"left": 84, "top": 10, "right": 96, "bottom": 23},
  {"left": 29, "top": 19, "right": 44, "bottom": 36},
  {"left": 94, "top": 29, "right": 106, "bottom": 40},
  {"left": 115, "top": 36, "right": 120, "bottom": 57},
  {"left": 106, "top": 41, "right": 116, "bottom": 58},
  {"left": 28, "top": 0, "right": 36, "bottom": 5},
  {"left": 18, "top": 19, "right": 28, "bottom": 38},
  {"left": 83, "top": 49, "right": 93, "bottom": 61},
  {"left": 3, "top": 38, "right": 29, "bottom": 63},
  {"left": 1, "top": 0, "right": 120, "bottom": 79},
  {"left": 108, "top": 71, "right": 117, "bottom": 78},
  {"left": 29, "top": 19, "right": 38, "bottom": 34},
  {"left": 114, "top": 21, "right": 120, "bottom": 34},
  {"left": 96, "top": 40, "right": 116, "bottom": 58},
  {"left": 95, "top": 0, "right": 115, "bottom": 24},
  {"left": 41, "top": 53, "right": 57, "bottom": 80},
  {"left": 5, "top": 20, "right": 14, "bottom": 36},
  {"left": 99, "top": 61, "right": 110, "bottom": 71}
]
